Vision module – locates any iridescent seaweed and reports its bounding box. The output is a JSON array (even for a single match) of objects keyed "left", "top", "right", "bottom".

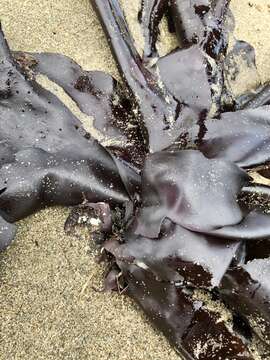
[
  {"left": 0, "top": 25, "right": 139, "bottom": 248},
  {"left": 1, "top": 1, "right": 270, "bottom": 358},
  {"left": 91, "top": 0, "right": 270, "bottom": 358}
]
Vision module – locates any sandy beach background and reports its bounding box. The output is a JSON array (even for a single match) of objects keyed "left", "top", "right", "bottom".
[{"left": 0, "top": 1, "right": 270, "bottom": 359}]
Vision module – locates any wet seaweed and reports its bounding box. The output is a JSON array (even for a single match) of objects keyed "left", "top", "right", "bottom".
[{"left": 1, "top": 0, "right": 270, "bottom": 358}]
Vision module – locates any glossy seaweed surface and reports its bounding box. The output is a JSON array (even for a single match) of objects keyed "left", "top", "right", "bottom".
[{"left": 1, "top": 0, "right": 270, "bottom": 358}]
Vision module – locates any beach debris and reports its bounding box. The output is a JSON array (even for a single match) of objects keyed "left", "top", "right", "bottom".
[{"left": 64, "top": 201, "right": 112, "bottom": 241}]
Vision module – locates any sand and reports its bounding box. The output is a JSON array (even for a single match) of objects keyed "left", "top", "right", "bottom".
[
  {"left": 0, "top": 1, "right": 270, "bottom": 359},
  {"left": 0, "top": 209, "right": 179, "bottom": 360}
]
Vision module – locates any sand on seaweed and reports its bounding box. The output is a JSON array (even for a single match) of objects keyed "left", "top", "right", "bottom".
[{"left": 0, "top": 1, "right": 270, "bottom": 359}]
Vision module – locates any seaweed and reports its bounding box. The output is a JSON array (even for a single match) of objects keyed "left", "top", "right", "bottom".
[
  {"left": 0, "top": 25, "right": 136, "bottom": 247},
  {"left": 221, "top": 241, "right": 270, "bottom": 347},
  {"left": 1, "top": 0, "right": 270, "bottom": 358},
  {"left": 14, "top": 51, "right": 146, "bottom": 167}
]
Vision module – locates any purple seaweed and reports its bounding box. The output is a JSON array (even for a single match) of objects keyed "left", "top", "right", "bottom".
[{"left": 1, "top": 1, "right": 270, "bottom": 358}]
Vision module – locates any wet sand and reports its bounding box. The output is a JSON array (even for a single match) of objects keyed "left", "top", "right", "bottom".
[{"left": 0, "top": 1, "right": 270, "bottom": 359}]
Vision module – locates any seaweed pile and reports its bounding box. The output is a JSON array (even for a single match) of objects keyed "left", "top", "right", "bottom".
[{"left": 1, "top": 0, "right": 270, "bottom": 358}]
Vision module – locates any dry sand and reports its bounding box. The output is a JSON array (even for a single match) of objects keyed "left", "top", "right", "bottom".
[{"left": 0, "top": 1, "right": 270, "bottom": 359}]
